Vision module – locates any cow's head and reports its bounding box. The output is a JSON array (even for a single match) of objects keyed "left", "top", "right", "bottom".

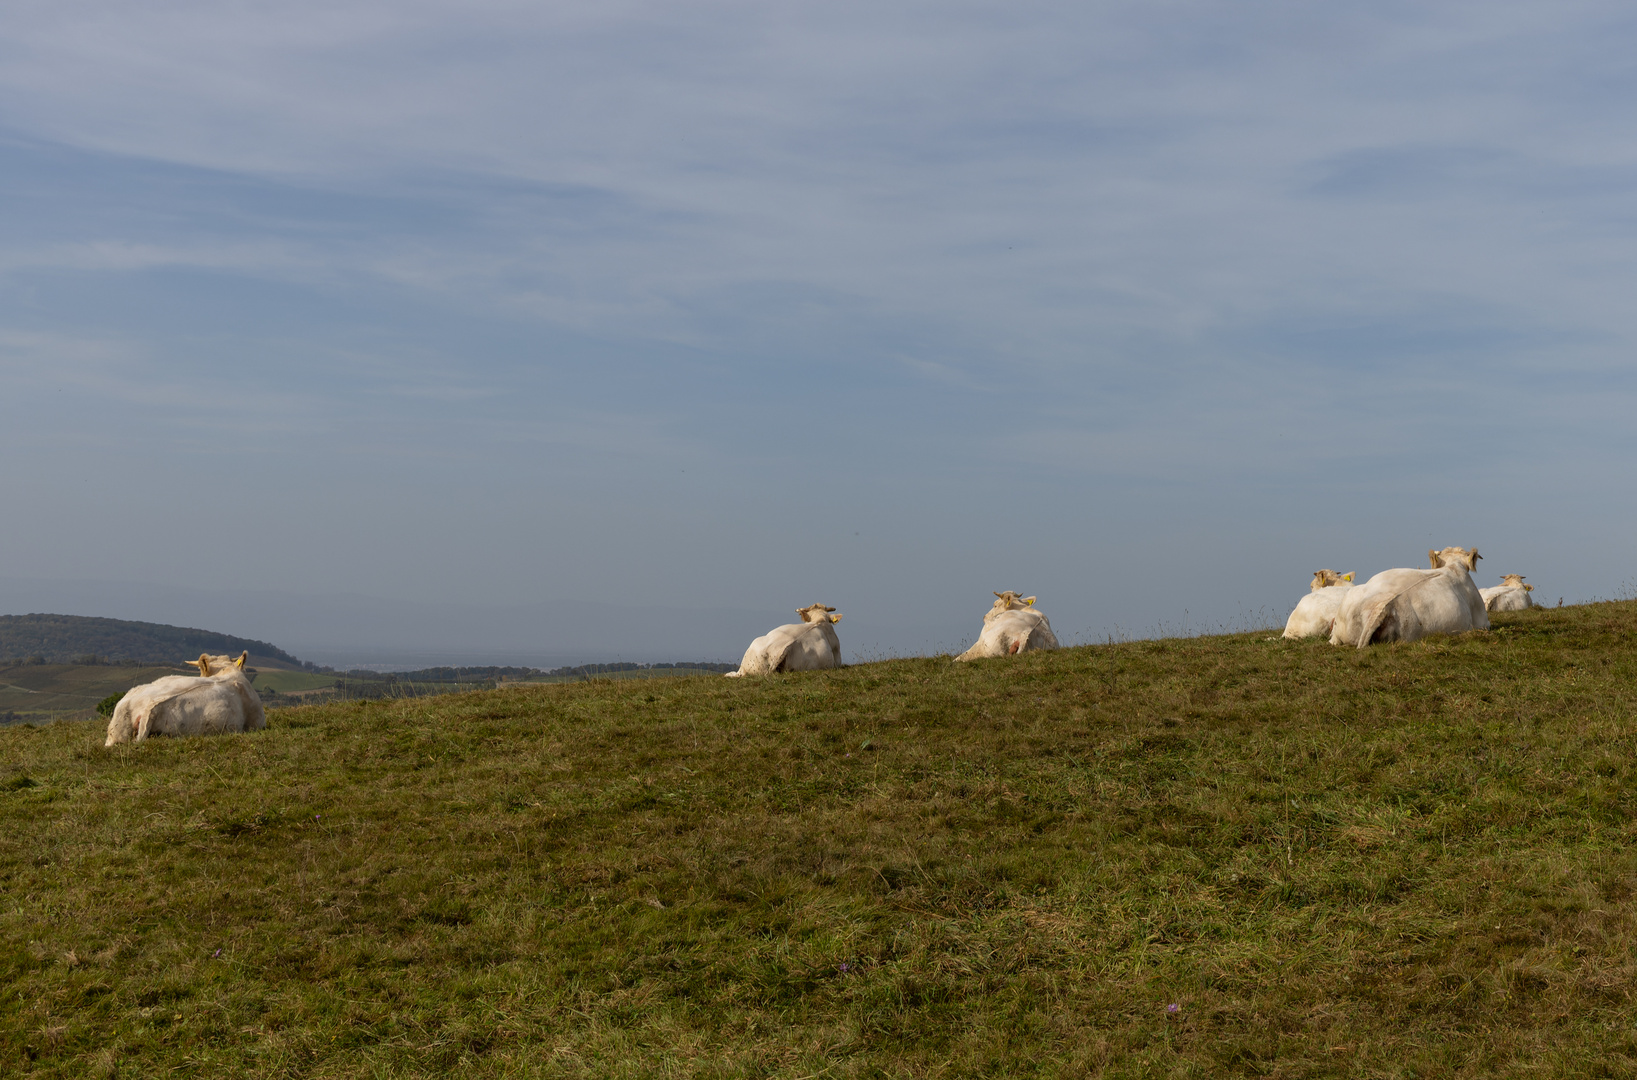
[
  {"left": 991, "top": 591, "right": 1037, "bottom": 611},
  {"left": 190, "top": 651, "right": 249, "bottom": 676},
  {"left": 1501, "top": 574, "right": 1530, "bottom": 589},
  {"left": 797, "top": 604, "right": 841, "bottom": 624},
  {"left": 1309, "top": 570, "right": 1354, "bottom": 590},
  {"left": 1429, "top": 547, "right": 1481, "bottom": 571}
]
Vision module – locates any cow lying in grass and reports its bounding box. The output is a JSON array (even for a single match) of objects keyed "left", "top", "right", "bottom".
[
  {"left": 1282, "top": 570, "right": 1355, "bottom": 640},
  {"left": 725, "top": 605, "right": 844, "bottom": 676},
  {"left": 1330, "top": 547, "right": 1489, "bottom": 648},
  {"left": 955, "top": 591, "right": 1060, "bottom": 661},
  {"left": 1480, "top": 574, "right": 1536, "bottom": 612},
  {"left": 105, "top": 652, "right": 267, "bottom": 746}
]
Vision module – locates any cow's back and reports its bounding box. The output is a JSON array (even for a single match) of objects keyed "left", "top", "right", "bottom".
[
  {"left": 1332, "top": 566, "right": 1487, "bottom": 647},
  {"left": 1482, "top": 586, "right": 1533, "bottom": 612},
  {"left": 1284, "top": 586, "right": 1350, "bottom": 639},
  {"left": 106, "top": 676, "right": 197, "bottom": 745},
  {"left": 729, "top": 621, "right": 842, "bottom": 675},
  {"left": 106, "top": 672, "right": 264, "bottom": 744},
  {"left": 731, "top": 629, "right": 785, "bottom": 676},
  {"left": 957, "top": 608, "right": 1057, "bottom": 660},
  {"left": 780, "top": 620, "right": 842, "bottom": 671},
  {"left": 1422, "top": 565, "right": 1489, "bottom": 632},
  {"left": 1331, "top": 569, "right": 1428, "bottom": 646},
  {"left": 147, "top": 682, "right": 249, "bottom": 738},
  {"left": 1019, "top": 610, "right": 1060, "bottom": 651}
]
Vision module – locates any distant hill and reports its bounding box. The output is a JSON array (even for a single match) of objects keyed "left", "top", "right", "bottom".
[{"left": 0, "top": 613, "right": 302, "bottom": 667}]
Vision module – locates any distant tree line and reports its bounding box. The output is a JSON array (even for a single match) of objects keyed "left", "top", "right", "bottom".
[
  {"left": 0, "top": 614, "right": 301, "bottom": 667},
  {"left": 3, "top": 655, "right": 143, "bottom": 668}
]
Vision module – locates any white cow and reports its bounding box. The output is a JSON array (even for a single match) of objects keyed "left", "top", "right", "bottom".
[
  {"left": 1282, "top": 570, "right": 1356, "bottom": 640},
  {"left": 725, "top": 605, "right": 844, "bottom": 677},
  {"left": 105, "top": 652, "right": 267, "bottom": 746},
  {"left": 955, "top": 591, "right": 1060, "bottom": 661},
  {"left": 1330, "top": 547, "right": 1489, "bottom": 648},
  {"left": 1480, "top": 574, "right": 1536, "bottom": 612}
]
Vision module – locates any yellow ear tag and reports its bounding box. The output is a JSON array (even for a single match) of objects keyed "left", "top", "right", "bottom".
[{"left": 1026, "top": 599, "right": 1035, "bottom": 606}]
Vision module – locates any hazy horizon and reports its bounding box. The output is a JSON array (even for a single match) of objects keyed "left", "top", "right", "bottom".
[
  {"left": 5, "top": 2, "right": 1634, "bottom": 652},
  {"left": 2, "top": 572, "right": 1288, "bottom": 671},
  {"left": 3, "top": 568, "right": 1623, "bottom": 674}
]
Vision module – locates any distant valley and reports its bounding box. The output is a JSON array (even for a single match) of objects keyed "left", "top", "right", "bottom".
[{"left": 0, "top": 613, "right": 735, "bottom": 725}]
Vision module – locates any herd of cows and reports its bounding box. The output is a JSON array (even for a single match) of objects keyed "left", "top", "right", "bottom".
[
  {"left": 1280, "top": 546, "right": 1534, "bottom": 645},
  {"left": 100, "top": 547, "right": 1535, "bottom": 746},
  {"left": 722, "top": 591, "right": 1060, "bottom": 677},
  {"left": 720, "top": 546, "right": 1533, "bottom": 680}
]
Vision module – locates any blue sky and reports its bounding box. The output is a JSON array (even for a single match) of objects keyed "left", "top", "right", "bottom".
[{"left": 3, "top": 1, "right": 1635, "bottom": 665}]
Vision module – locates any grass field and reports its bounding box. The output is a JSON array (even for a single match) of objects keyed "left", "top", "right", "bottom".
[
  {"left": 512, "top": 668, "right": 736, "bottom": 686},
  {"left": 0, "top": 662, "right": 193, "bottom": 724},
  {"left": 4, "top": 601, "right": 1637, "bottom": 1077},
  {"left": 0, "top": 664, "right": 339, "bottom": 722},
  {"left": 0, "top": 663, "right": 730, "bottom": 721},
  {"left": 249, "top": 671, "right": 340, "bottom": 694}
]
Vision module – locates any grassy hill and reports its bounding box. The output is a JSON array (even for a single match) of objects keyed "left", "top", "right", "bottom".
[
  {"left": 0, "top": 660, "right": 732, "bottom": 723},
  {"left": 0, "top": 661, "right": 197, "bottom": 725},
  {"left": 0, "top": 613, "right": 302, "bottom": 668},
  {"left": 3, "top": 601, "right": 1637, "bottom": 1076}
]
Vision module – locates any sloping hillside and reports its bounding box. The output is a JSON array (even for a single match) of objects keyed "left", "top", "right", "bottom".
[
  {"left": 0, "top": 613, "right": 301, "bottom": 667},
  {"left": 4, "top": 601, "right": 1637, "bottom": 1076},
  {"left": 0, "top": 661, "right": 196, "bottom": 725}
]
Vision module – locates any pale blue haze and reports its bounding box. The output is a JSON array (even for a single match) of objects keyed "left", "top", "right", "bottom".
[{"left": 2, "top": 1, "right": 1634, "bottom": 665}]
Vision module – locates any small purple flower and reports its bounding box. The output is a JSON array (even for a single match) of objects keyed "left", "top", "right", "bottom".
[
  {"left": 1166, "top": 1003, "right": 1180, "bottom": 1014},
  {"left": 838, "top": 963, "right": 851, "bottom": 973},
  {"left": 213, "top": 949, "right": 222, "bottom": 958}
]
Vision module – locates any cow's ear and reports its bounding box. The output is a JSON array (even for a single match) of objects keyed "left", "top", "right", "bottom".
[
  {"left": 1469, "top": 549, "right": 1481, "bottom": 568},
  {"left": 196, "top": 654, "right": 212, "bottom": 675},
  {"left": 1343, "top": 573, "right": 1354, "bottom": 582},
  {"left": 235, "top": 652, "right": 248, "bottom": 669},
  {"left": 829, "top": 613, "right": 842, "bottom": 623},
  {"left": 1428, "top": 549, "right": 1440, "bottom": 568},
  {"left": 1023, "top": 596, "right": 1036, "bottom": 606},
  {"left": 1525, "top": 583, "right": 1534, "bottom": 591}
]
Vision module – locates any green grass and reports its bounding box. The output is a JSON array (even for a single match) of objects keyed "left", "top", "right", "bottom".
[
  {"left": 514, "top": 668, "right": 733, "bottom": 685},
  {"left": 4, "top": 601, "right": 1637, "bottom": 1077},
  {"left": 0, "top": 663, "right": 327, "bottom": 722},
  {"left": 0, "top": 662, "right": 192, "bottom": 724},
  {"left": 250, "top": 670, "right": 339, "bottom": 694}
]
